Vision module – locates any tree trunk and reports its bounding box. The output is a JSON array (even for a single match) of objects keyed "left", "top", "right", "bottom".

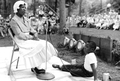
[
  {"left": 33, "top": 0, "right": 36, "bottom": 16},
  {"left": 79, "top": 0, "right": 83, "bottom": 16},
  {"left": 10, "top": 0, "right": 17, "bottom": 17},
  {"left": 55, "top": 0, "right": 58, "bottom": 12},
  {"left": 59, "top": 0, "right": 66, "bottom": 34}
]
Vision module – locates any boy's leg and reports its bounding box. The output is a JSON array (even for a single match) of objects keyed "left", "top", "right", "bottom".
[
  {"left": 70, "top": 68, "right": 87, "bottom": 77},
  {"left": 60, "top": 64, "right": 82, "bottom": 72},
  {"left": 69, "top": 65, "right": 93, "bottom": 77},
  {"left": 60, "top": 64, "right": 93, "bottom": 77}
]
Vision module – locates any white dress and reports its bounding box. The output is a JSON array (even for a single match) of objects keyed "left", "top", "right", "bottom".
[
  {"left": 15, "top": 37, "right": 58, "bottom": 68},
  {"left": 10, "top": 15, "right": 58, "bottom": 68}
]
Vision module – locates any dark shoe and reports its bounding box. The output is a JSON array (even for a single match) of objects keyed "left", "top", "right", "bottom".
[
  {"left": 31, "top": 67, "right": 45, "bottom": 74},
  {"left": 34, "top": 67, "right": 45, "bottom": 74},
  {"left": 14, "top": 48, "right": 19, "bottom": 51},
  {"left": 52, "top": 64, "right": 61, "bottom": 69}
]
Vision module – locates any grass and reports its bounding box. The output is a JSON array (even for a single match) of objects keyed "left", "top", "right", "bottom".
[{"left": 1, "top": 34, "right": 120, "bottom": 81}]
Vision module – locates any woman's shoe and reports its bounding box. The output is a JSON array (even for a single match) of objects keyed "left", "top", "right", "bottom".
[
  {"left": 34, "top": 67, "right": 45, "bottom": 74},
  {"left": 31, "top": 68, "right": 38, "bottom": 74},
  {"left": 31, "top": 67, "right": 45, "bottom": 74}
]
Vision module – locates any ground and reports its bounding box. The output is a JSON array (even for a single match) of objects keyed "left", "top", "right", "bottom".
[{"left": 0, "top": 34, "right": 120, "bottom": 81}]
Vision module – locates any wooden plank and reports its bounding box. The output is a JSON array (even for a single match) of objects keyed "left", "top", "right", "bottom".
[
  {"left": 100, "top": 38, "right": 112, "bottom": 62},
  {"left": 70, "top": 27, "right": 120, "bottom": 41},
  {"left": 70, "top": 27, "right": 115, "bottom": 62}
]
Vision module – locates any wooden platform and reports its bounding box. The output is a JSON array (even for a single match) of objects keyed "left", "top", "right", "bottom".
[
  {"left": 69, "top": 27, "right": 120, "bottom": 62},
  {"left": 69, "top": 27, "right": 120, "bottom": 41}
]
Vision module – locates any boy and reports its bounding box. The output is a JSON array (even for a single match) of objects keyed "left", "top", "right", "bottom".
[{"left": 53, "top": 41, "right": 98, "bottom": 81}]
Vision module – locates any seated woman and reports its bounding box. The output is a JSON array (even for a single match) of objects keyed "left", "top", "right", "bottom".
[{"left": 9, "top": 1, "right": 58, "bottom": 74}]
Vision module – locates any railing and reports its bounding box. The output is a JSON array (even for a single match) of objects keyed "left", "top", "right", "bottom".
[
  {"left": 44, "top": 3, "right": 59, "bottom": 18},
  {"left": 94, "top": 2, "right": 118, "bottom": 14}
]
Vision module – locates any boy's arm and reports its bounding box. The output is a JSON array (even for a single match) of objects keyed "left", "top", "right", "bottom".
[{"left": 90, "top": 63, "right": 97, "bottom": 81}]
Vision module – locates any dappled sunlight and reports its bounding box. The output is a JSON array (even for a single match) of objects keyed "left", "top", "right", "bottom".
[{"left": 0, "top": 36, "right": 13, "bottom": 47}]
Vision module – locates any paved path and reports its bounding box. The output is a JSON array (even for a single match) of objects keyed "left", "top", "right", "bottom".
[{"left": 0, "top": 46, "right": 94, "bottom": 81}]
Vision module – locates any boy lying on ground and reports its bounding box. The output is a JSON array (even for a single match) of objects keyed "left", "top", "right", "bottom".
[{"left": 52, "top": 41, "right": 98, "bottom": 81}]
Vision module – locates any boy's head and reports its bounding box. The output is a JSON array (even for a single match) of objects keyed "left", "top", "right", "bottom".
[{"left": 84, "top": 41, "right": 96, "bottom": 54}]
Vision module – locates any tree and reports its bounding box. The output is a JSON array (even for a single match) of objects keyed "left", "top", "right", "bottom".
[
  {"left": 9, "top": 0, "right": 17, "bottom": 17},
  {"left": 79, "top": 0, "right": 83, "bottom": 16},
  {"left": 112, "top": 0, "right": 120, "bottom": 13},
  {"left": 59, "top": 0, "right": 66, "bottom": 34}
]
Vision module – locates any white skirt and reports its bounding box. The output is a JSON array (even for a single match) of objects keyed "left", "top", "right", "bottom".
[{"left": 14, "top": 38, "right": 58, "bottom": 68}]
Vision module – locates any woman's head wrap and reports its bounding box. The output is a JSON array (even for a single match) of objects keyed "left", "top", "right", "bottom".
[{"left": 13, "top": 0, "right": 27, "bottom": 13}]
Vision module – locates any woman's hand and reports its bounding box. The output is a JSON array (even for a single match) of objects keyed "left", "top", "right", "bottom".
[
  {"left": 29, "top": 35, "right": 34, "bottom": 39},
  {"left": 25, "top": 34, "right": 34, "bottom": 40},
  {"left": 30, "top": 32, "right": 38, "bottom": 38},
  {"left": 34, "top": 32, "right": 38, "bottom": 38}
]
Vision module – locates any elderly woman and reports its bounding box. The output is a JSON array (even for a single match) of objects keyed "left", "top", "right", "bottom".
[{"left": 9, "top": 1, "right": 58, "bottom": 74}]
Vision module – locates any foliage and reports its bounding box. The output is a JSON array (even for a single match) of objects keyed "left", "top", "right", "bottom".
[
  {"left": 112, "top": 0, "right": 120, "bottom": 13},
  {"left": 112, "top": 40, "right": 120, "bottom": 62},
  {"left": 27, "top": 0, "right": 43, "bottom": 11},
  {"left": 57, "top": 42, "right": 65, "bottom": 48},
  {"left": 89, "top": 7, "right": 97, "bottom": 15}
]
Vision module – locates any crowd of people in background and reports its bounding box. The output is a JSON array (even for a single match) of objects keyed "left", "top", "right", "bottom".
[
  {"left": 0, "top": 14, "right": 11, "bottom": 38},
  {"left": 29, "top": 9, "right": 60, "bottom": 35},
  {"left": 0, "top": 5, "right": 120, "bottom": 38},
  {"left": 30, "top": 4, "right": 60, "bottom": 34},
  {"left": 0, "top": 4, "right": 60, "bottom": 38},
  {"left": 66, "top": 9, "right": 120, "bottom": 31}
]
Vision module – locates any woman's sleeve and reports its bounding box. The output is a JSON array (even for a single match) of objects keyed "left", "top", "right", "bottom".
[{"left": 9, "top": 19, "right": 28, "bottom": 40}]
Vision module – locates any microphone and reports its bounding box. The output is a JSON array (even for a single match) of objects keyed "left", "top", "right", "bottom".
[{"left": 37, "top": 17, "right": 55, "bottom": 80}]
